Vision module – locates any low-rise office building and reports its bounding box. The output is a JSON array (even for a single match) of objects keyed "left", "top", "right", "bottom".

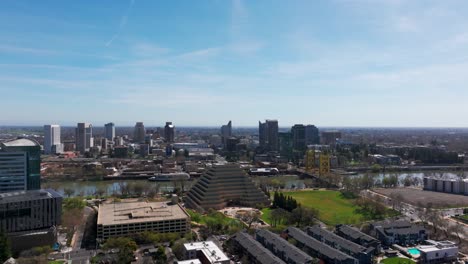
[
  {"left": 229, "top": 231, "right": 286, "bottom": 264},
  {"left": 97, "top": 200, "right": 190, "bottom": 240},
  {"left": 418, "top": 240, "right": 458, "bottom": 264},
  {"left": 255, "top": 229, "right": 314, "bottom": 264},
  {"left": 306, "top": 225, "right": 373, "bottom": 264},
  {"left": 0, "top": 189, "right": 62, "bottom": 233},
  {"left": 183, "top": 241, "right": 230, "bottom": 264},
  {"left": 0, "top": 189, "right": 62, "bottom": 253},
  {"left": 284, "top": 227, "right": 358, "bottom": 264},
  {"left": 370, "top": 220, "right": 427, "bottom": 246},
  {"left": 335, "top": 224, "right": 381, "bottom": 253}
]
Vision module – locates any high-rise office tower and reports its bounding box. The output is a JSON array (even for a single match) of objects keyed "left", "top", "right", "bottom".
[
  {"left": 164, "top": 122, "right": 175, "bottom": 143},
  {"left": 0, "top": 138, "right": 42, "bottom": 192},
  {"left": 259, "top": 120, "right": 279, "bottom": 151},
  {"left": 220, "top": 121, "right": 232, "bottom": 147},
  {"left": 104, "top": 122, "right": 115, "bottom": 141},
  {"left": 43, "top": 124, "right": 63, "bottom": 154},
  {"left": 321, "top": 130, "right": 342, "bottom": 146},
  {"left": 305, "top": 125, "right": 320, "bottom": 146},
  {"left": 134, "top": 122, "right": 146, "bottom": 143},
  {"left": 76, "top": 123, "right": 93, "bottom": 154},
  {"left": 291, "top": 124, "right": 306, "bottom": 151}
]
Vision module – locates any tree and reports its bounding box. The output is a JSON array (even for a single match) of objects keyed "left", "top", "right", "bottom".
[
  {"left": 244, "top": 211, "right": 261, "bottom": 229},
  {"left": 154, "top": 245, "right": 168, "bottom": 264},
  {"left": 289, "top": 206, "right": 319, "bottom": 227},
  {"left": 103, "top": 237, "right": 137, "bottom": 264},
  {"left": 95, "top": 186, "right": 106, "bottom": 197},
  {"left": 389, "top": 192, "right": 404, "bottom": 211},
  {"left": 449, "top": 221, "right": 466, "bottom": 244},
  {"left": 0, "top": 230, "right": 11, "bottom": 263},
  {"left": 63, "top": 187, "right": 74, "bottom": 198}
]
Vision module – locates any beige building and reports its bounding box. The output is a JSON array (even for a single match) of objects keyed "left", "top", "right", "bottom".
[
  {"left": 184, "top": 164, "right": 270, "bottom": 212},
  {"left": 97, "top": 199, "right": 190, "bottom": 240}
]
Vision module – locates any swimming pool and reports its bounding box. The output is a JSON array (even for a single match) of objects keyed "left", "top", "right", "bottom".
[{"left": 408, "top": 248, "right": 420, "bottom": 255}]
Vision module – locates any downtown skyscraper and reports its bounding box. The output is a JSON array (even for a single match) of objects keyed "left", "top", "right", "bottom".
[
  {"left": 104, "top": 122, "right": 115, "bottom": 141},
  {"left": 259, "top": 119, "right": 279, "bottom": 151},
  {"left": 134, "top": 122, "right": 146, "bottom": 143},
  {"left": 43, "top": 124, "right": 63, "bottom": 154},
  {"left": 76, "top": 123, "right": 93, "bottom": 154}
]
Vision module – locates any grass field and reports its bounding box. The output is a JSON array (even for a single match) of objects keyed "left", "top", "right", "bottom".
[
  {"left": 262, "top": 190, "right": 397, "bottom": 226},
  {"left": 380, "top": 257, "right": 415, "bottom": 264},
  {"left": 282, "top": 190, "right": 364, "bottom": 225}
]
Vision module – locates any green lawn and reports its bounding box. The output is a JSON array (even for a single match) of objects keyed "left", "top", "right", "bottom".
[
  {"left": 281, "top": 190, "right": 364, "bottom": 225},
  {"left": 261, "top": 208, "right": 272, "bottom": 224},
  {"left": 276, "top": 190, "right": 398, "bottom": 226},
  {"left": 380, "top": 257, "right": 415, "bottom": 264},
  {"left": 48, "top": 261, "right": 65, "bottom": 264}
]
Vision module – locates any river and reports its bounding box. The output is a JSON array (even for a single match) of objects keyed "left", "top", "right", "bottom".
[{"left": 42, "top": 171, "right": 466, "bottom": 197}]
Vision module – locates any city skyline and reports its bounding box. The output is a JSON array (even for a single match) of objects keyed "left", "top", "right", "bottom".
[{"left": 2, "top": 1, "right": 468, "bottom": 127}]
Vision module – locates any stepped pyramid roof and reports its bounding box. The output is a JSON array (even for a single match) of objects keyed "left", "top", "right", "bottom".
[{"left": 184, "top": 164, "right": 270, "bottom": 212}]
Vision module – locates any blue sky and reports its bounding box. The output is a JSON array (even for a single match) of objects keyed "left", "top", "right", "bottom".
[{"left": 1, "top": 0, "right": 468, "bottom": 127}]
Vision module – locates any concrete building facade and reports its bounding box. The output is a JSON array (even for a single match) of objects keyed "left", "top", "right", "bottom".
[
  {"left": 97, "top": 200, "right": 190, "bottom": 240},
  {"left": 184, "top": 164, "right": 270, "bottom": 212},
  {"left": 259, "top": 120, "right": 278, "bottom": 151},
  {"left": 43, "top": 125, "right": 63, "bottom": 154},
  {"left": 134, "top": 122, "right": 146, "bottom": 143},
  {"left": 220, "top": 121, "right": 232, "bottom": 148},
  {"left": 76, "top": 123, "right": 93, "bottom": 154}
]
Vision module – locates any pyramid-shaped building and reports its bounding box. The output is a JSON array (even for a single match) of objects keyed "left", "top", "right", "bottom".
[{"left": 184, "top": 164, "right": 270, "bottom": 212}]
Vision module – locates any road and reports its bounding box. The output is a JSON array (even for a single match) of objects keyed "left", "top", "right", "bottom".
[
  {"left": 50, "top": 249, "right": 96, "bottom": 264},
  {"left": 71, "top": 206, "right": 95, "bottom": 250}
]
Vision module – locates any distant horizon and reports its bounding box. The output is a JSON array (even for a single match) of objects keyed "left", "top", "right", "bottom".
[
  {"left": 2, "top": 1, "right": 468, "bottom": 126},
  {"left": 2, "top": 124, "right": 468, "bottom": 130}
]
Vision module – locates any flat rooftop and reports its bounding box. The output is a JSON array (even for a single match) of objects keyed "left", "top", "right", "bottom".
[
  {"left": 184, "top": 241, "right": 229, "bottom": 263},
  {"left": 0, "top": 189, "right": 62, "bottom": 203},
  {"left": 177, "top": 260, "right": 202, "bottom": 264},
  {"left": 97, "top": 200, "right": 190, "bottom": 226}
]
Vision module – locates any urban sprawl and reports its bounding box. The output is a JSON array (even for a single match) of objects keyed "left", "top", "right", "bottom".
[{"left": 2, "top": 122, "right": 468, "bottom": 264}]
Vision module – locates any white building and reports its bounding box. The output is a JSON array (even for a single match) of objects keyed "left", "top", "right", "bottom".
[
  {"left": 418, "top": 240, "right": 458, "bottom": 264},
  {"left": 183, "top": 241, "right": 230, "bottom": 264},
  {"left": 44, "top": 124, "right": 63, "bottom": 154}
]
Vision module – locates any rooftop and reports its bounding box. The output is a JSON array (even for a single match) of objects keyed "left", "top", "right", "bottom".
[
  {"left": 286, "top": 227, "right": 357, "bottom": 262},
  {"left": 256, "top": 229, "right": 313, "bottom": 264},
  {"left": 231, "top": 232, "right": 286, "bottom": 264},
  {"left": 183, "top": 241, "right": 229, "bottom": 263},
  {"left": 1, "top": 138, "right": 40, "bottom": 147},
  {"left": 0, "top": 189, "right": 62, "bottom": 203},
  {"left": 97, "top": 200, "right": 190, "bottom": 226},
  {"left": 177, "top": 260, "right": 202, "bottom": 264},
  {"left": 306, "top": 226, "right": 368, "bottom": 255},
  {"left": 336, "top": 225, "right": 379, "bottom": 243}
]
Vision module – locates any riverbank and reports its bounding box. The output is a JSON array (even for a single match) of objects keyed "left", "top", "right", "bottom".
[{"left": 343, "top": 164, "right": 468, "bottom": 173}]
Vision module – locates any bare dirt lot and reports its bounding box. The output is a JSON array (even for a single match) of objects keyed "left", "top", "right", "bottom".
[{"left": 373, "top": 187, "right": 468, "bottom": 208}]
